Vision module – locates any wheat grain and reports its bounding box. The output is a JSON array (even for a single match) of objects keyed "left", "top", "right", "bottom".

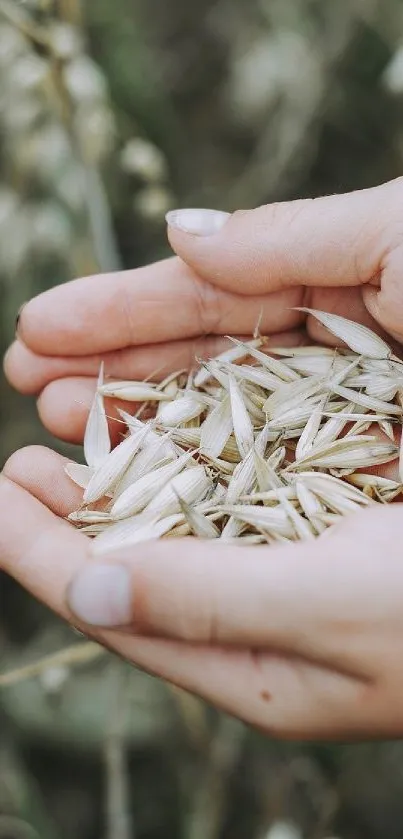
[{"left": 64, "top": 309, "right": 403, "bottom": 548}]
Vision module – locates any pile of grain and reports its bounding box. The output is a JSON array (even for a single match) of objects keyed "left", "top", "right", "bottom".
[{"left": 65, "top": 308, "right": 403, "bottom": 553}]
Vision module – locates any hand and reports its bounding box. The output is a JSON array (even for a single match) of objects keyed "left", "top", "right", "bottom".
[
  {"left": 2, "top": 445, "right": 403, "bottom": 740},
  {"left": 5, "top": 177, "right": 403, "bottom": 445},
  {"left": 4, "top": 176, "right": 403, "bottom": 741}
]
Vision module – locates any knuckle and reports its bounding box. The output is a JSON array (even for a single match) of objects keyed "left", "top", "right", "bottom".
[
  {"left": 130, "top": 545, "right": 217, "bottom": 642},
  {"left": 254, "top": 198, "right": 314, "bottom": 231},
  {"left": 192, "top": 276, "right": 227, "bottom": 335},
  {"left": 119, "top": 282, "right": 137, "bottom": 345}
]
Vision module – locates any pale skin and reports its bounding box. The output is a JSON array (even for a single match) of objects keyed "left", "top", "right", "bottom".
[{"left": 4, "top": 177, "right": 403, "bottom": 740}]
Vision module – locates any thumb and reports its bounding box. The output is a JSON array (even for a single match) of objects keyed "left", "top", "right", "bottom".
[
  {"left": 166, "top": 179, "right": 402, "bottom": 296},
  {"left": 64, "top": 508, "right": 397, "bottom": 680}
]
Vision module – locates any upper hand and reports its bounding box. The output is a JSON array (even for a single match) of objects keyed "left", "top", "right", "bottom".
[{"left": 5, "top": 177, "right": 403, "bottom": 444}]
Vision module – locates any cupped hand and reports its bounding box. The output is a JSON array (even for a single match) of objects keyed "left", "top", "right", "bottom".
[
  {"left": 2, "top": 444, "right": 403, "bottom": 741},
  {"left": 5, "top": 178, "right": 403, "bottom": 445}
]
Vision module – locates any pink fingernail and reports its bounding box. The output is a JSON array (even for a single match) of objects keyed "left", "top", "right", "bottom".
[{"left": 67, "top": 564, "right": 132, "bottom": 627}]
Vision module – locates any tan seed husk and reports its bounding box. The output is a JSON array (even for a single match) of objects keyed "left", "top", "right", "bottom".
[
  {"left": 84, "top": 364, "right": 111, "bottom": 469},
  {"left": 67, "top": 309, "right": 403, "bottom": 548},
  {"left": 295, "top": 308, "right": 392, "bottom": 359}
]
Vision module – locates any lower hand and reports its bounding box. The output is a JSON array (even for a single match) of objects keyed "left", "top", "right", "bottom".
[{"left": 2, "top": 444, "right": 403, "bottom": 741}]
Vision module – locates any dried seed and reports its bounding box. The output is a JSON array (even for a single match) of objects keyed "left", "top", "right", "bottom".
[
  {"left": 65, "top": 462, "right": 94, "bottom": 490},
  {"left": 227, "top": 337, "right": 300, "bottom": 382},
  {"left": 330, "top": 384, "right": 402, "bottom": 415},
  {"left": 290, "top": 436, "right": 398, "bottom": 471},
  {"left": 226, "top": 449, "right": 256, "bottom": 504},
  {"left": 228, "top": 373, "right": 254, "bottom": 458},
  {"left": 267, "top": 398, "right": 326, "bottom": 431},
  {"left": 68, "top": 510, "right": 113, "bottom": 524},
  {"left": 226, "top": 362, "right": 284, "bottom": 392},
  {"left": 239, "top": 487, "right": 296, "bottom": 504},
  {"left": 220, "top": 516, "right": 246, "bottom": 540},
  {"left": 295, "top": 308, "right": 392, "bottom": 359},
  {"left": 280, "top": 494, "right": 315, "bottom": 540},
  {"left": 294, "top": 472, "right": 373, "bottom": 506},
  {"left": 270, "top": 345, "right": 339, "bottom": 357},
  {"left": 174, "top": 492, "right": 220, "bottom": 538},
  {"left": 193, "top": 337, "right": 263, "bottom": 387},
  {"left": 263, "top": 375, "right": 325, "bottom": 417},
  {"left": 295, "top": 481, "right": 327, "bottom": 534},
  {"left": 379, "top": 420, "right": 395, "bottom": 441},
  {"left": 84, "top": 364, "right": 111, "bottom": 468},
  {"left": 253, "top": 448, "right": 283, "bottom": 491},
  {"left": 114, "top": 439, "right": 176, "bottom": 496},
  {"left": 144, "top": 465, "right": 211, "bottom": 519},
  {"left": 217, "top": 505, "right": 294, "bottom": 538},
  {"left": 200, "top": 395, "right": 233, "bottom": 458},
  {"left": 157, "top": 395, "right": 208, "bottom": 426},
  {"left": 111, "top": 451, "right": 197, "bottom": 519},
  {"left": 83, "top": 427, "right": 150, "bottom": 504},
  {"left": 99, "top": 381, "right": 171, "bottom": 401},
  {"left": 295, "top": 396, "right": 327, "bottom": 459},
  {"left": 286, "top": 354, "right": 351, "bottom": 377},
  {"left": 92, "top": 513, "right": 184, "bottom": 554},
  {"left": 346, "top": 473, "right": 401, "bottom": 490}
]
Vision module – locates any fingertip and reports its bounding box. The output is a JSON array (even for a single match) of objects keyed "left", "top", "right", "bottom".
[
  {"left": 12, "top": 280, "right": 99, "bottom": 356},
  {"left": 3, "top": 444, "right": 84, "bottom": 517},
  {"left": 3, "top": 340, "right": 40, "bottom": 394},
  {"left": 3, "top": 445, "right": 52, "bottom": 482},
  {"left": 2, "top": 342, "right": 14, "bottom": 385},
  {"left": 36, "top": 377, "right": 132, "bottom": 446},
  {"left": 67, "top": 563, "right": 132, "bottom": 628},
  {"left": 37, "top": 378, "right": 93, "bottom": 444},
  {"left": 14, "top": 291, "right": 47, "bottom": 351}
]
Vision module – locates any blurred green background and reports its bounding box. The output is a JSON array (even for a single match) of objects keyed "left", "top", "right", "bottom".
[{"left": 2, "top": 1, "right": 403, "bottom": 838}]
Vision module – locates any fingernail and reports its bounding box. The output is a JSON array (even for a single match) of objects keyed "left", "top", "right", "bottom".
[
  {"left": 67, "top": 564, "right": 132, "bottom": 627},
  {"left": 15, "top": 302, "right": 27, "bottom": 337},
  {"left": 166, "top": 208, "right": 230, "bottom": 236}
]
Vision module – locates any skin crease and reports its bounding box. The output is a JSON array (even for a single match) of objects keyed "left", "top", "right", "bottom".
[{"left": 5, "top": 177, "right": 403, "bottom": 740}]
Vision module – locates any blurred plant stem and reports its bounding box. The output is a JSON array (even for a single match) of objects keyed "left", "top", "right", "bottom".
[
  {"left": 0, "top": 740, "right": 59, "bottom": 839},
  {"left": 187, "top": 716, "right": 246, "bottom": 839},
  {"left": 58, "top": 0, "right": 82, "bottom": 25},
  {"left": 103, "top": 665, "right": 133, "bottom": 839},
  {"left": 0, "top": 642, "right": 104, "bottom": 688},
  {"left": 0, "top": 0, "right": 48, "bottom": 44}
]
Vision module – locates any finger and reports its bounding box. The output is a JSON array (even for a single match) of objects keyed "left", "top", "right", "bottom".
[
  {"left": 1, "top": 447, "right": 383, "bottom": 741},
  {"left": 4, "top": 445, "right": 85, "bottom": 515},
  {"left": 16, "top": 257, "right": 303, "bottom": 357},
  {"left": 65, "top": 501, "right": 403, "bottom": 680},
  {"left": 166, "top": 179, "right": 401, "bottom": 295},
  {"left": 37, "top": 377, "right": 135, "bottom": 446},
  {"left": 363, "top": 274, "right": 403, "bottom": 345},
  {"left": 4, "top": 330, "right": 304, "bottom": 396}
]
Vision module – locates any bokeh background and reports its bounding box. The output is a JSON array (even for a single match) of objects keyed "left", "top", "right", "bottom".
[{"left": 2, "top": 1, "right": 403, "bottom": 838}]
